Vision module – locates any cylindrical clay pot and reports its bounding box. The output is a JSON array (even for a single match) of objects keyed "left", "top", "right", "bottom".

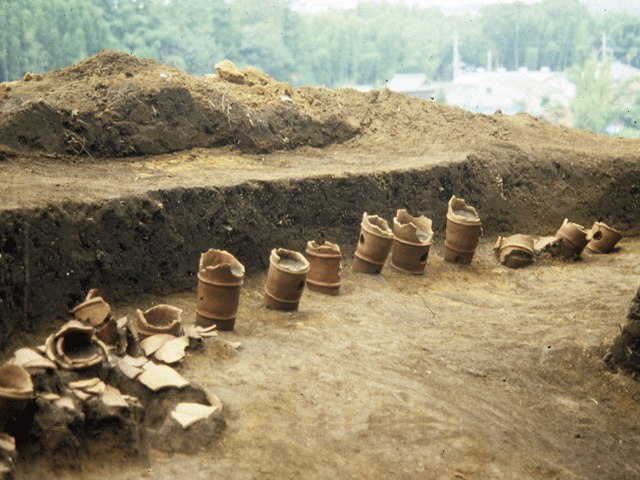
[
  {"left": 493, "top": 234, "right": 534, "bottom": 268},
  {"left": 352, "top": 213, "right": 394, "bottom": 274},
  {"left": 391, "top": 209, "right": 434, "bottom": 275},
  {"left": 263, "top": 248, "right": 310, "bottom": 311},
  {"left": 196, "top": 249, "right": 245, "bottom": 331},
  {"left": 444, "top": 196, "right": 482, "bottom": 265},
  {"left": 305, "top": 241, "right": 342, "bottom": 295},
  {"left": 555, "top": 218, "right": 589, "bottom": 259},
  {"left": 586, "top": 221, "right": 622, "bottom": 254}
]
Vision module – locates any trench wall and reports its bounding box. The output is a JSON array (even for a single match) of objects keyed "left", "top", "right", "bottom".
[{"left": 1, "top": 151, "right": 639, "bottom": 349}]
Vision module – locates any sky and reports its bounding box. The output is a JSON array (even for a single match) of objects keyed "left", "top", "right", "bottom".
[{"left": 290, "top": 0, "right": 640, "bottom": 15}]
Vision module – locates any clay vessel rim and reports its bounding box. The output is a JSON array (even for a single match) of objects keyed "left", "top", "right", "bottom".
[
  {"left": 44, "top": 332, "right": 109, "bottom": 370},
  {"left": 558, "top": 218, "right": 589, "bottom": 235},
  {"left": 353, "top": 251, "right": 386, "bottom": 267},
  {"left": 447, "top": 196, "right": 480, "bottom": 224},
  {"left": 556, "top": 230, "right": 588, "bottom": 248},
  {"left": 306, "top": 278, "right": 341, "bottom": 289},
  {"left": 443, "top": 241, "right": 477, "bottom": 254},
  {"left": 263, "top": 291, "right": 305, "bottom": 305},
  {"left": 500, "top": 245, "right": 535, "bottom": 257},
  {"left": 361, "top": 212, "right": 393, "bottom": 238},
  {"left": 590, "top": 222, "right": 622, "bottom": 237},
  {"left": 392, "top": 234, "right": 433, "bottom": 248},
  {"left": 54, "top": 320, "right": 94, "bottom": 338},
  {"left": 199, "top": 248, "right": 244, "bottom": 271},
  {"left": 71, "top": 296, "right": 108, "bottom": 313},
  {"left": 197, "top": 271, "right": 245, "bottom": 287},
  {"left": 389, "top": 261, "right": 426, "bottom": 275},
  {"left": 270, "top": 248, "right": 310, "bottom": 273},
  {"left": 306, "top": 240, "right": 341, "bottom": 255},
  {"left": 195, "top": 308, "right": 238, "bottom": 321}
]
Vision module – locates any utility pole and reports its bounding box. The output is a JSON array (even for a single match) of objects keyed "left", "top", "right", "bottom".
[
  {"left": 453, "top": 31, "right": 460, "bottom": 81},
  {"left": 487, "top": 49, "right": 492, "bottom": 72}
]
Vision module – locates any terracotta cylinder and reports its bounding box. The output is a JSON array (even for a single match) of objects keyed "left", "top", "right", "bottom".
[
  {"left": 586, "top": 222, "right": 622, "bottom": 254},
  {"left": 263, "top": 248, "right": 310, "bottom": 311},
  {"left": 305, "top": 241, "right": 342, "bottom": 295},
  {"left": 0, "top": 363, "right": 33, "bottom": 431},
  {"left": 444, "top": 196, "right": 482, "bottom": 265},
  {"left": 352, "top": 213, "right": 394, "bottom": 274},
  {"left": 196, "top": 249, "right": 245, "bottom": 331},
  {"left": 555, "top": 219, "right": 589, "bottom": 259},
  {"left": 493, "top": 234, "right": 534, "bottom": 268},
  {"left": 390, "top": 209, "right": 434, "bottom": 275}
]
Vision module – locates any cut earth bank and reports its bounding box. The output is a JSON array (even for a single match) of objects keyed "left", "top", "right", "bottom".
[{"left": 1, "top": 51, "right": 640, "bottom": 479}]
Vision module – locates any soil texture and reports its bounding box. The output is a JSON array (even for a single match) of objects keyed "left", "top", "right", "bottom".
[{"left": 1, "top": 51, "right": 640, "bottom": 479}]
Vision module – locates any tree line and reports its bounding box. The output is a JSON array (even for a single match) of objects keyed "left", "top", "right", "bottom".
[{"left": 2, "top": 0, "right": 639, "bottom": 85}]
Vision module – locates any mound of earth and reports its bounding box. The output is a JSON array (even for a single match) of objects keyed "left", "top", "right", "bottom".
[{"left": 1, "top": 49, "right": 639, "bottom": 159}]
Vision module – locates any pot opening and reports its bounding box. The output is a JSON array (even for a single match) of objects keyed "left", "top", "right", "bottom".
[
  {"left": 359, "top": 234, "right": 365, "bottom": 245},
  {"left": 419, "top": 253, "right": 428, "bottom": 263},
  {"left": 592, "top": 231, "right": 603, "bottom": 240},
  {"left": 453, "top": 256, "right": 463, "bottom": 264},
  {"left": 297, "top": 281, "right": 305, "bottom": 292},
  {"left": 61, "top": 331, "right": 94, "bottom": 360}
]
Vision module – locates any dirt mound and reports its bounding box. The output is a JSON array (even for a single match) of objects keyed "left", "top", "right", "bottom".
[{"left": 2, "top": 50, "right": 639, "bottom": 159}]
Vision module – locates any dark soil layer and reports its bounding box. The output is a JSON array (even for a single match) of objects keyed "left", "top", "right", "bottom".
[{"left": 1, "top": 150, "right": 639, "bottom": 350}]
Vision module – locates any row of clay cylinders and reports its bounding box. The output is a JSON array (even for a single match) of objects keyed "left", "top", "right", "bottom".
[
  {"left": 263, "top": 242, "right": 342, "bottom": 310},
  {"left": 352, "top": 209, "right": 434, "bottom": 275}
]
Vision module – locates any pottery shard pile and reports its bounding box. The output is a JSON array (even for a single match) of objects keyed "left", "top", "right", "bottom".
[{"left": 0, "top": 288, "right": 226, "bottom": 475}]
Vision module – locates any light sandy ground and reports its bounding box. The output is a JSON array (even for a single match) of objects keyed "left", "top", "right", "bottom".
[{"left": 21, "top": 237, "right": 640, "bottom": 480}]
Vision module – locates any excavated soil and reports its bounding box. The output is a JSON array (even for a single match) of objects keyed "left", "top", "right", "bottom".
[{"left": 2, "top": 51, "right": 640, "bottom": 479}]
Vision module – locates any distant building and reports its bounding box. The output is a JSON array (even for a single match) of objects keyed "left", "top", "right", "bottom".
[{"left": 387, "top": 67, "right": 576, "bottom": 118}]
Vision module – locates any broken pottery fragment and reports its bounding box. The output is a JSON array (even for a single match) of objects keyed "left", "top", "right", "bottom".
[
  {"left": 555, "top": 218, "right": 589, "bottom": 259},
  {"left": 493, "top": 234, "right": 535, "bottom": 268},
  {"left": 54, "top": 396, "right": 77, "bottom": 412},
  {"left": 0, "top": 363, "right": 34, "bottom": 431},
  {"left": 170, "top": 402, "right": 221, "bottom": 429},
  {"left": 117, "top": 361, "right": 145, "bottom": 380},
  {"left": 0, "top": 433, "right": 16, "bottom": 480},
  {"left": 195, "top": 324, "right": 218, "bottom": 338},
  {"left": 586, "top": 221, "right": 622, "bottom": 254},
  {"left": 196, "top": 249, "right": 245, "bottom": 331},
  {"left": 444, "top": 196, "right": 482, "bottom": 265},
  {"left": 10, "top": 348, "right": 57, "bottom": 370},
  {"left": 45, "top": 320, "right": 109, "bottom": 370},
  {"left": 305, "top": 240, "right": 342, "bottom": 295},
  {"left": 68, "top": 377, "right": 102, "bottom": 391},
  {"left": 96, "top": 317, "right": 118, "bottom": 345},
  {"left": 101, "top": 384, "right": 129, "bottom": 408},
  {"left": 140, "top": 334, "right": 178, "bottom": 357},
  {"left": 133, "top": 305, "right": 182, "bottom": 338},
  {"left": 154, "top": 336, "right": 190, "bottom": 364},
  {"left": 391, "top": 209, "right": 434, "bottom": 274},
  {"left": 352, "top": 213, "right": 394, "bottom": 274},
  {"left": 137, "top": 364, "right": 189, "bottom": 391},
  {"left": 71, "top": 289, "right": 111, "bottom": 327},
  {"left": 263, "top": 248, "right": 310, "bottom": 311}
]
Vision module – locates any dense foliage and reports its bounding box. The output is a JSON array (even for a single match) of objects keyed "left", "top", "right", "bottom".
[{"left": 1, "top": 0, "right": 639, "bottom": 133}]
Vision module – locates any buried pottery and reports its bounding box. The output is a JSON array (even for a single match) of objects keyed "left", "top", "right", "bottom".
[
  {"left": 352, "top": 212, "right": 394, "bottom": 274},
  {"left": 263, "top": 248, "right": 310, "bottom": 311},
  {"left": 133, "top": 305, "right": 183, "bottom": 338},
  {"left": 196, "top": 249, "right": 245, "bottom": 331},
  {"left": 493, "top": 234, "right": 535, "bottom": 268},
  {"left": 586, "top": 221, "right": 622, "bottom": 254},
  {"left": 555, "top": 218, "right": 590, "bottom": 259},
  {"left": 0, "top": 363, "right": 34, "bottom": 431},
  {"left": 45, "top": 320, "right": 109, "bottom": 370},
  {"left": 71, "top": 289, "right": 111, "bottom": 327},
  {"left": 305, "top": 241, "right": 342, "bottom": 295},
  {"left": 444, "top": 196, "right": 483, "bottom": 265},
  {"left": 390, "top": 209, "right": 434, "bottom": 275}
]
